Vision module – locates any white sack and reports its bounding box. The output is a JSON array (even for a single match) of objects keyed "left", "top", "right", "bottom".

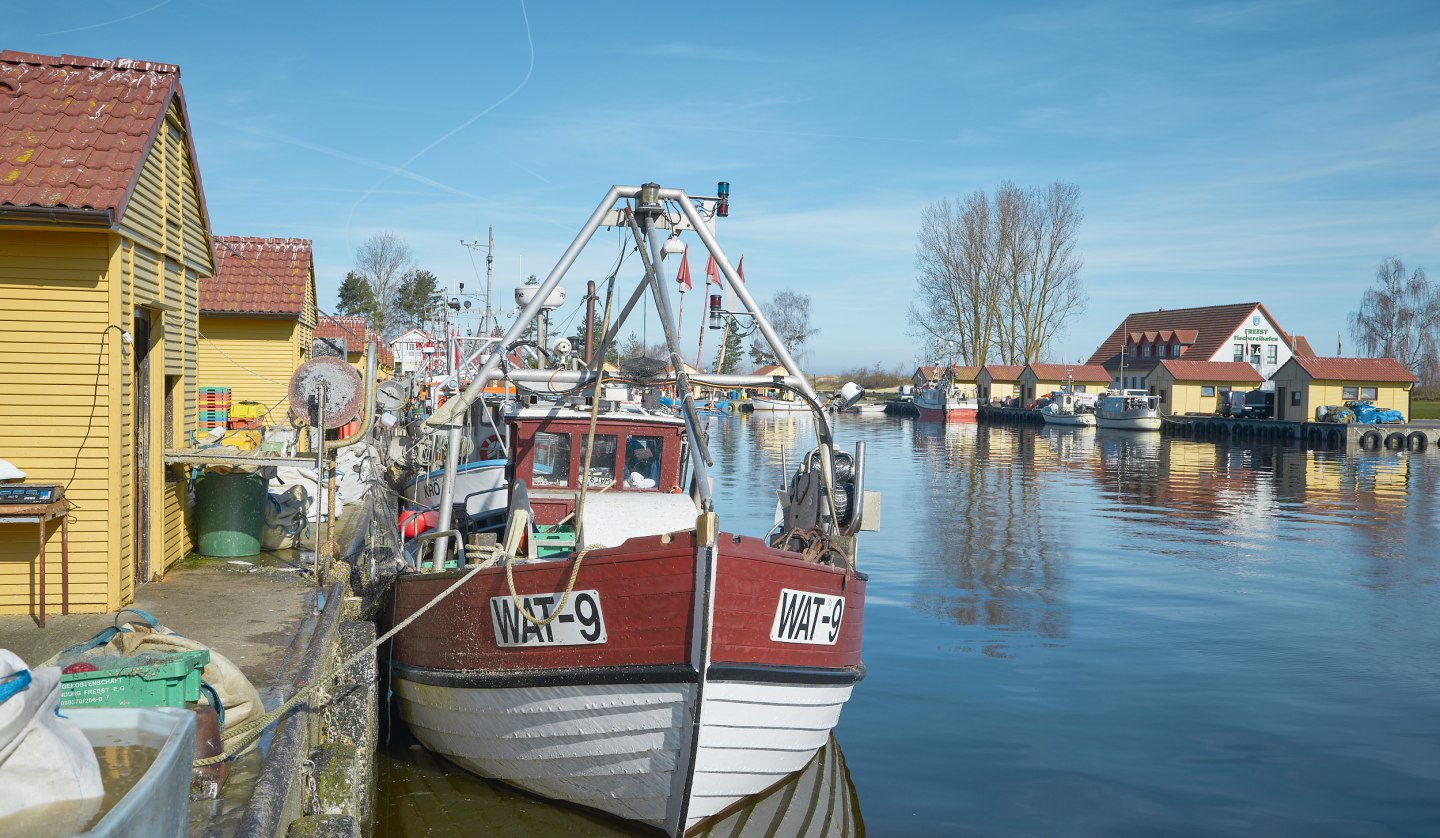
[{"left": 0, "top": 650, "right": 103, "bottom": 823}]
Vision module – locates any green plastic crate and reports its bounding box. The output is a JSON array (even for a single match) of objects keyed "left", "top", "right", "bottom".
[
  {"left": 59, "top": 649, "right": 210, "bottom": 709},
  {"left": 533, "top": 525, "right": 576, "bottom": 559}
]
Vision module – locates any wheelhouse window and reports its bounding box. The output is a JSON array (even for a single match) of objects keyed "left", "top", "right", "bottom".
[
  {"left": 579, "top": 433, "right": 618, "bottom": 488},
  {"left": 1360, "top": 386, "right": 1378, "bottom": 400},
  {"left": 1201, "top": 385, "right": 1216, "bottom": 397},
  {"left": 624, "top": 435, "right": 665, "bottom": 490},
  {"left": 531, "top": 431, "right": 572, "bottom": 487},
  {"left": 1342, "top": 386, "right": 1359, "bottom": 400}
]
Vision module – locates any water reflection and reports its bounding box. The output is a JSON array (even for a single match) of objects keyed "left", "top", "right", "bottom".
[
  {"left": 376, "top": 729, "right": 863, "bottom": 837},
  {"left": 910, "top": 422, "right": 1067, "bottom": 652}
]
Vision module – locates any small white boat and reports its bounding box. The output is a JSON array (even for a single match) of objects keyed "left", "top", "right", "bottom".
[
  {"left": 402, "top": 458, "right": 508, "bottom": 524},
  {"left": 853, "top": 402, "right": 887, "bottom": 414},
  {"left": 1040, "top": 392, "right": 1097, "bottom": 427},
  {"left": 1095, "top": 389, "right": 1161, "bottom": 431},
  {"left": 748, "top": 395, "right": 810, "bottom": 412}
]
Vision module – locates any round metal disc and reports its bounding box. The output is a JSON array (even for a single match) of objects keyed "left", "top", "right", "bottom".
[{"left": 289, "top": 357, "right": 363, "bottom": 429}]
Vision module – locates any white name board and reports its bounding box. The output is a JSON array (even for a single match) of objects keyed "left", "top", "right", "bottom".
[
  {"left": 770, "top": 588, "right": 845, "bottom": 645},
  {"left": 491, "top": 590, "right": 606, "bottom": 647}
]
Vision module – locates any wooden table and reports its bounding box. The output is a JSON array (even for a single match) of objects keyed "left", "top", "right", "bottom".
[{"left": 0, "top": 500, "right": 69, "bottom": 627}]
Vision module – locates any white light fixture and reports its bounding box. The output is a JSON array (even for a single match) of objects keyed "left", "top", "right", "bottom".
[{"left": 661, "top": 232, "right": 686, "bottom": 259}]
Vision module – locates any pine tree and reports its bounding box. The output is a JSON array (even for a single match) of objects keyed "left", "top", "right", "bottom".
[
  {"left": 714, "top": 322, "right": 744, "bottom": 374},
  {"left": 336, "top": 271, "right": 376, "bottom": 318}
]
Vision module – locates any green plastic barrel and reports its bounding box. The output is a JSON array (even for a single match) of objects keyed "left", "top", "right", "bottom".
[{"left": 195, "top": 470, "right": 267, "bottom": 557}]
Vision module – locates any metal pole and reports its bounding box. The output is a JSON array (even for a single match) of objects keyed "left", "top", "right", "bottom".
[
  {"left": 584, "top": 279, "right": 596, "bottom": 365},
  {"left": 314, "top": 384, "right": 326, "bottom": 583},
  {"left": 633, "top": 213, "right": 717, "bottom": 503},
  {"left": 485, "top": 226, "right": 494, "bottom": 337}
]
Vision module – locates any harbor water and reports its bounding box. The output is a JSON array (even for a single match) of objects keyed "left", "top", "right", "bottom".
[{"left": 379, "top": 411, "right": 1440, "bottom": 836}]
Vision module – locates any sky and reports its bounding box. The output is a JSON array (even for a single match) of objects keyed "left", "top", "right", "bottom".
[{"left": 9, "top": 0, "right": 1440, "bottom": 373}]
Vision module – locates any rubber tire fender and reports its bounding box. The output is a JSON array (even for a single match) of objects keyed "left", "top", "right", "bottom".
[
  {"left": 1406, "top": 431, "right": 1428, "bottom": 453},
  {"left": 1384, "top": 432, "right": 1406, "bottom": 451},
  {"left": 1358, "top": 430, "right": 1382, "bottom": 450}
]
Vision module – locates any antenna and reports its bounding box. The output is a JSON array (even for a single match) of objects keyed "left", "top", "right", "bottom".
[{"left": 460, "top": 226, "right": 495, "bottom": 336}]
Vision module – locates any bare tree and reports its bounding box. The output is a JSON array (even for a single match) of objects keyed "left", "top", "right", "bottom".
[
  {"left": 749, "top": 290, "right": 819, "bottom": 369},
  {"left": 353, "top": 232, "right": 415, "bottom": 338},
  {"left": 910, "top": 181, "right": 1086, "bottom": 365},
  {"left": 1349, "top": 257, "right": 1439, "bottom": 382}
]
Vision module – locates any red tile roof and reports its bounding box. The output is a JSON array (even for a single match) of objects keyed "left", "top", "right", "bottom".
[
  {"left": 0, "top": 51, "right": 206, "bottom": 226},
  {"left": 314, "top": 314, "right": 393, "bottom": 368},
  {"left": 753, "top": 363, "right": 789, "bottom": 376},
  {"left": 1155, "top": 360, "right": 1264, "bottom": 383},
  {"left": 1024, "top": 363, "right": 1111, "bottom": 382},
  {"left": 1087, "top": 302, "right": 1292, "bottom": 372},
  {"left": 315, "top": 315, "right": 370, "bottom": 344},
  {"left": 980, "top": 364, "right": 1024, "bottom": 382},
  {"left": 1292, "top": 335, "right": 1317, "bottom": 359},
  {"left": 203, "top": 236, "right": 313, "bottom": 316},
  {"left": 1287, "top": 356, "right": 1417, "bottom": 384}
]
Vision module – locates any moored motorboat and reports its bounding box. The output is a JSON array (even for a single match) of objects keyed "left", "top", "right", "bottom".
[
  {"left": 1040, "top": 391, "right": 1097, "bottom": 427},
  {"left": 748, "top": 394, "right": 811, "bottom": 412},
  {"left": 387, "top": 182, "right": 877, "bottom": 836},
  {"left": 1095, "top": 389, "right": 1161, "bottom": 431}
]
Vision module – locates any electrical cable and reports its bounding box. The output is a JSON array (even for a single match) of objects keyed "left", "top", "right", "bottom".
[{"left": 65, "top": 324, "right": 125, "bottom": 502}]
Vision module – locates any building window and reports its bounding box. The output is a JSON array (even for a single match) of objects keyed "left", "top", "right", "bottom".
[
  {"left": 1171, "top": 343, "right": 1180, "bottom": 357},
  {"left": 1160, "top": 389, "right": 1168, "bottom": 403},
  {"left": 1266, "top": 345, "right": 1277, "bottom": 365},
  {"left": 1291, "top": 390, "right": 1302, "bottom": 406},
  {"left": 1342, "top": 386, "right": 1358, "bottom": 400},
  {"left": 1360, "top": 386, "right": 1378, "bottom": 400},
  {"left": 1144, "top": 345, "right": 1153, "bottom": 357},
  {"left": 1201, "top": 385, "right": 1216, "bottom": 397},
  {"left": 1218, "top": 386, "right": 1232, "bottom": 397},
  {"left": 1074, "top": 385, "right": 1086, "bottom": 393},
  {"left": 1233, "top": 343, "right": 1244, "bottom": 361},
  {"left": 1127, "top": 345, "right": 1137, "bottom": 358}
]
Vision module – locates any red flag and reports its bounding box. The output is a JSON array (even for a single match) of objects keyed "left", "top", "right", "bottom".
[
  {"left": 736, "top": 256, "right": 745, "bottom": 283},
  {"left": 705, "top": 253, "right": 720, "bottom": 287},
  {"left": 675, "top": 246, "right": 692, "bottom": 291}
]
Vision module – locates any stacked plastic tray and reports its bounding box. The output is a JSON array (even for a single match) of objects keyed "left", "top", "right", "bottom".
[{"left": 198, "top": 386, "right": 231, "bottom": 430}]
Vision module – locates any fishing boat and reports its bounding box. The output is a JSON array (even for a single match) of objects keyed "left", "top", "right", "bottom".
[
  {"left": 387, "top": 182, "right": 876, "bottom": 836},
  {"left": 1040, "top": 391, "right": 1097, "bottom": 427},
  {"left": 1095, "top": 389, "right": 1161, "bottom": 431},
  {"left": 912, "top": 384, "right": 978, "bottom": 422}
]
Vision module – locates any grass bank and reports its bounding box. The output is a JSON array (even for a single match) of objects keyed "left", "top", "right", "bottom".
[{"left": 1413, "top": 399, "right": 1440, "bottom": 420}]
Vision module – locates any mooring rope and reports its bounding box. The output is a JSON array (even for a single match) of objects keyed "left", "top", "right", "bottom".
[{"left": 195, "top": 556, "right": 493, "bottom": 766}]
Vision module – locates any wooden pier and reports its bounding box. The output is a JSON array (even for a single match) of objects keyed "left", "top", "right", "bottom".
[{"left": 977, "top": 406, "right": 1045, "bottom": 425}]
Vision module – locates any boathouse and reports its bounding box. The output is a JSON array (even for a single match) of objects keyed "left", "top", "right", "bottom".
[
  {"left": 977, "top": 365, "right": 1023, "bottom": 404},
  {"left": 1017, "top": 363, "right": 1110, "bottom": 405},
  {"left": 0, "top": 51, "right": 212, "bottom": 615},
  {"left": 1269, "top": 356, "right": 1417, "bottom": 422},
  {"left": 751, "top": 362, "right": 794, "bottom": 399},
  {"left": 1146, "top": 360, "right": 1263, "bottom": 415},
  {"left": 1087, "top": 302, "right": 1306, "bottom": 390},
  {"left": 197, "top": 237, "right": 317, "bottom": 426}
]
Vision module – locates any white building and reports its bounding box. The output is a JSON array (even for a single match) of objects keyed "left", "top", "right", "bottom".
[
  {"left": 1086, "top": 302, "right": 1315, "bottom": 391},
  {"left": 390, "top": 328, "right": 434, "bottom": 374}
]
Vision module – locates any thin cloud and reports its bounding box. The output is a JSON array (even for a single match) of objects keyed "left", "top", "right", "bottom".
[{"left": 38, "top": 0, "right": 173, "bottom": 36}]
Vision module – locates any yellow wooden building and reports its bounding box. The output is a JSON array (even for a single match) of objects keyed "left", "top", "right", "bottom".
[
  {"left": 198, "top": 237, "right": 317, "bottom": 425},
  {"left": 1269, "top": 356, "right": 1417, "bottom": 422},
  {"left": 976, "top": 365, "right": 1023, "bottom": 404},
  {"left": 1146, "top": 360, "right": 1263, "bottom": 415},
  {"left": 1017, "top": 363, "right": 1111, "bottom": 405},
  {"left": 0, "top": 52, "right": 212, "bottom": 615}
]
